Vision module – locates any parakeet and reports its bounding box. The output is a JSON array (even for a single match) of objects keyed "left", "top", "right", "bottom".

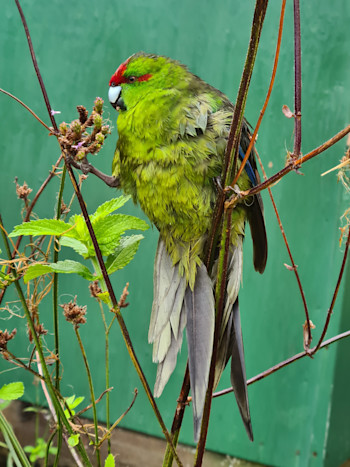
[{"left": 108, "top": 52, "right": 267, "bottom": 441}]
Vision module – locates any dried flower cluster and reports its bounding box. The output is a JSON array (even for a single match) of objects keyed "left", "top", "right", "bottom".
[
  {"left": 89, "top": 280, "right": 102, "bottom": 299},
  {"left": 27, "top": 323, "right": 48, "bottom": 343},
  {"left": 0, "top": 328, "right": 17, "bottom": 351},
  {"left": 118, "top": 282, "right": 129, "bottom": 308},
  {"left": 14, "top": 178, "right": 32, "bottom": 200},
  {"left": 60, "top": 297, "right": 87, "bottom": 327},
  {"left": 57, "top": 98, "right": 111, "bottom": 162}
]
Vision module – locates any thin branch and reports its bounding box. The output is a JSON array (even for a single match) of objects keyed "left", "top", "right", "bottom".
[
  {"left": 97, "top": 389, "right": 138, "bottom": 447},
  {"left": 212, "top": 330, "right": 350, "bottom": 399},
  {"left": 14, "top": 0, "right": 58, "bottom": 132},
  {"left": 311, "top": 225, "right": 350, "bottom": 354},
  {"left": 225, "top": 123, "right": 350, "bottom": 207},
  {"left": 0, "top": 154, "right": 63, "bottom": 306},
  {"left": 293, "top": 0, "right": 302, "bottom": 157},
  {"left": 230, "top": 0, "right": 286, "bottom": 187},
  {"left": 0, "top": 88, "right": 52, "bottom": 132},
  {"left": 254, "top": 148, "right": 311, "bottom": 350}
]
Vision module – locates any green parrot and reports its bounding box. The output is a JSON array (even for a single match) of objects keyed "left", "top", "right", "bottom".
[{"left": 107, "top": 52, "right": 267, "bottom": 441}]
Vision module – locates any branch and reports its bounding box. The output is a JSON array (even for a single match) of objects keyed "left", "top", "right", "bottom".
[
  {"left": 293, "top": 0, "right": 302, "bottom": 158},
  {"left": 225, "top": 122, "right": 350, "bottom": 207},
  {"left": 213, "top": 329, "right": 350, "bottom": 399},
  {"left": 311, "top": 225, "right": 350, "bottom": 354}
]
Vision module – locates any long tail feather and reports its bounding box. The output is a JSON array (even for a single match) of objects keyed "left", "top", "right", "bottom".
[
  {"left": 150, "top": 239, "right": 187, "bottom": 396},
  {"left": 185, "top": 263, "right": 215, "bottom": 442},
  {"left": 230, "top": 299, "right": 253, "bottom": 441}
]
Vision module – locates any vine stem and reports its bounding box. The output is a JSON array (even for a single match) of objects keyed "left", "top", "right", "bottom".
[{"left": 74, "top": 327, "right": 101, "bottom": 466}]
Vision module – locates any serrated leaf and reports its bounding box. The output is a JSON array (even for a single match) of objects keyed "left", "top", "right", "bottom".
[
  {"left": 8, "top": 219, "right": 72, "bottom": 238},
  {"left": 68, "top": 214, "right": 88, "bottom": 240},
  {"left": 105, "top": 453, "right": 115, "bottom": 467},
  {"left": 0, "top": 382, "right": 24, "bottom": 401},
  {"left": 106, "top": 235, "right": 144, "bottom": 275},
  {"left": 68, "top": 434, "right": 80, "bottom": 447},
  {"left": 91, "top": 196, "right": 131, "bottom": 223},
  {"left": 90, "top": 214, "right": 148, "bottom": 257},
  {"left": 24, "top": 261, "right": 95, "bottom": 283},
  {"left": 60, "top": 237, "right": 88, "bottom": 256}
]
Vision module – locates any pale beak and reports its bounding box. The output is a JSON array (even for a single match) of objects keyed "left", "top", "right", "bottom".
[{"left": 108, "top": 85, "right": 126, "bottom": 111}]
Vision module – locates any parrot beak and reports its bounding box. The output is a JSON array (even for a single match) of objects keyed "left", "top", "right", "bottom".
[{"left": 108, "top": 85, "right": 126, "bottom": 111}]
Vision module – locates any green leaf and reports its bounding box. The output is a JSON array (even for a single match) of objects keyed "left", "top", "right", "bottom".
[
  {"left": 64, "top": 395, "right": 85, "bottom": 418},
  {"left": 90, "top": 214, "right": 148, "bottom": 257},
  {"left": 60, "top": 237, "right": 88, "bottom": 256},
  {"left": 24, "top": 260, "right": 95, "bottom": 283},
  {"left": 106, "top": 235, "right": 144, "bottom": 275},
  {"left": 68, "top": 434, "right": 80, "bottom": 447},
  {"left": 105, "top": 453, "right": 116, "bottom": 467},
  {"left": 0, "top": 382, "right": 24, "bottom": 401},
  {"left": 8, "top": 219, "right": 72, "bottom": 238},
  {"left": 68, "top": 214, "right": 88, "bottom": 241},
  {"left": 91, "top": 195, "right": 131, "bottom": 223},
  {"left": 66, "top": 395, "right": 85, "bottom": 410}
]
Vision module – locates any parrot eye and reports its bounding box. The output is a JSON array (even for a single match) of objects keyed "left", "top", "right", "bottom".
[
  {"left": 111, "top": 82, "right": 116, "bottom": 87},
  {"left": 128, "top": 76, "right": 136, "bottom": 83}
]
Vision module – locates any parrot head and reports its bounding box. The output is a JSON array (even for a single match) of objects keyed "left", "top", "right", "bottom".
[{"left": 108, "top": 52, "right": 189, "bottom": 112}]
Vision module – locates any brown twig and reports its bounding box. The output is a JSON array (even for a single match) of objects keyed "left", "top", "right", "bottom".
[
  {"left": 0, "top": 88, "right": 52, "bottom": 132},
  {"left": 0, "top": 154, "right": 63, "bottom": 306},
  {"left": 293, "top": 0, "right": 302, "bottom": 158},
  {"left": 311, "top": 226, "right": 350, "bottom": 354},
  {"left": 226, "top": 123, "right": 350, "bottom": 207},
  {"left": 14, "top": 0, "right": 58, "bottom": 133},
  {"left": 230, "top": 0, "right": 286, "bottom": 188},
  {"left": 212, "top": 329, "right": 350, "bottom": 399},
  {"left": 97, "top": 389, "right": 138, "bottom": 447},
  {"left": 254, "top": 148, "right": 311, "bottom": 350}
]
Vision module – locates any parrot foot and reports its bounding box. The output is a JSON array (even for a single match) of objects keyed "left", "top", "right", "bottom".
[{"left": 67, "top": 156, "right": 120, "bottom": 188}]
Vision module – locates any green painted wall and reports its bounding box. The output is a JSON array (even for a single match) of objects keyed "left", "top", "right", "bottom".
[{"left": 1, "top": 1, "right": 349, "bottom": 466}]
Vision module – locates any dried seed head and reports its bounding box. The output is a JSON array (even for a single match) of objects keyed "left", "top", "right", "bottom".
[
  {"left": 27, "top": 323, "right": 48, "bottom": 343},
  {"left": 60, "top": 297, "right": 87, "bottom": 327},
  {"left": 89, "top": 281, "right": 102, "bottom": 299},
  {"left": 118, "top": 283, "right": 129, "bottom": 308},
  {"left": 60, "top": 200, "right": 70, "bottom": 215},
  {"left": 15, "top": 180, "right": 32, "bottom": 200},
  {"left": 77, "top": 105, "right": 88, "bottom": 124},
  {"left": 0, "top": 329, "right": 17, "bottom": 351}
]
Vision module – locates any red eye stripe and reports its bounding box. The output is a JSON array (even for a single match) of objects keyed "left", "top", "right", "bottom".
[
  {"left": 109, "top": 59, "right": 152, "bottom": 86},
  {"left": 136, "top": 73, "right": 152, "bottom": 82}
]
